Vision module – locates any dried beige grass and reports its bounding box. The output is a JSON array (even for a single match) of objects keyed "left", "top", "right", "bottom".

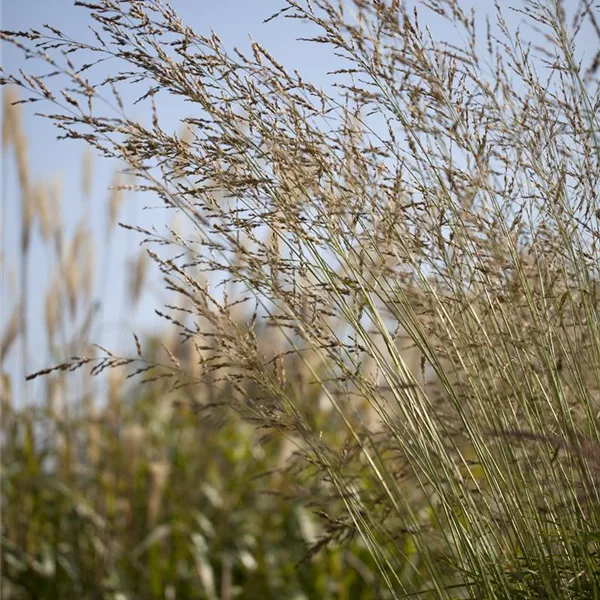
[
  {"left": 107, "top": 172, "right": 124, "bottom": 233},
  {"left": 86, "top": 412, "right": 103, "bottom": 466},
  {"left": 49, "top": 176, "right": 64, "bottom": 256},
  {"left": 6, "top": 89, "right": 32, "bottom": 238},
  {"left": 45, "top": 270, "right": 62, "bottom": 344},
  {"left": 148, "top": 460, "right": 170, "bottom": 525},
  {"left": 2, "top": 88, "right": 16, "bottom": 148},
  {"left": 107, "top": 366, "right": 125, "bottom": 427},
  {"left": 82, "top": 236, "right": 96, "bottom": 303},
  {"left": 0, "top": 303, "right": 20, "bottom": 363},
  {"left": 1, "top": 372, "right": 13, "bottom": 410},
  {"left": 121, "top": 423, "right": 146, "bottom": 469},
  {"left": 47, "top": 374, "right": 66, "bottom": 418},
  {"left": 33, "top": 182, "right": 52, "bottom": 242},
  {"left": 64, "top": 242, "right": 81, "bottom": 317}
]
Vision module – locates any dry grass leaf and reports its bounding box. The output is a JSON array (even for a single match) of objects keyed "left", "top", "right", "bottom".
[
  {"left": 64, "top": 247, "right": 81, "bottom": 317},
  {"left": 107, "top": 172, "right": 124, "bottom": 233},
  {"left": 169, "top": 213, "right": 184, "bottom": 240},
  {"left": 128, "top": 249, "right": 148, "bottom": 306},
  {"left": 45, "top": 270, "right": 62, "bottom": 344},
  {"left": 3, "top": 261, "right": 18, "bottom": 302},
  {"left": 148, "top": 461, "right": 171, "bottom": 525},
  {"left": 86, "top": 412, "right": 103, "bottom": 466},
  {"left": 62, "top": 220, "right": 89, "bottom": 316},
  {"left": 34, "top": 182, "right": 52, "bottom": 242},
  {"left": 121, "top": 423, "right": 146, "bottom": 467},
  {"left": 2, "top": 87, "right": 18, "bottom": 149},
  {"left": 47, "top": 374, "right": 66, "bottom": 418},
  {"left": 0, "top": 303, "right": 20, "bottom": 363},
  {"left": 9, "top": 95, "right": 31, "bottom": 234},
  {"left": 1, "top": 372, "right": 12, "bottom": 410},
  {"left": 107, "top": 366, "right": 125, "bottom": 425},
  {"left": 180, "top": 122, "right": 195, "bottom": 146},
  {"left": 82, "top": 236, "right": 96, "bottom": 303},
  {"left": 50, "top": 176, "right": 63, "bottom": 256}
]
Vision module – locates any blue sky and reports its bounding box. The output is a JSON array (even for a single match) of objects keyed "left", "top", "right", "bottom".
[
  {"left": 2, "top": 0, "right": 343, "bottom": 404},
  {"left": 2, "top": 0, "right": 597, "bottom": 404}
]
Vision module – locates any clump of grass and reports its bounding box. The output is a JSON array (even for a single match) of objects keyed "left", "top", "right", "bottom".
[
  {"left": 3, "top": 0, "right": 600, "bottom": 597},
  {"left": 1, "top": 88, "right": 379, "bottom": 599}
]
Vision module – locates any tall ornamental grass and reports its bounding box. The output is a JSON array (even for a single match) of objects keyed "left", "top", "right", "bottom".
[
  {"left": 1, "top": 88, "right": 379, "bottom": 599},
  {"left": 3, "top": 0, "right": 600, "bottom": 597}
]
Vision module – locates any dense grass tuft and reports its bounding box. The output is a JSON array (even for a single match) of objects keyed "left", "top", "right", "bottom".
[{"left": 3, "top": 0, "right": 600, "bottom": 597}]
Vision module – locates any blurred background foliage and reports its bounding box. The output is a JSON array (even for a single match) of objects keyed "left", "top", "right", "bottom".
[{"left": 0, "top": 88, "right": 383, "bottom": 599}]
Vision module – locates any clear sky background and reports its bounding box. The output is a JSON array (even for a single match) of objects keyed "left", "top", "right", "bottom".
[
  {"left": 2, "top": 0, "right": 340, "bottom": 404},
  {"left": 2, "top": 0, "right": 596, "bottom": 405}
]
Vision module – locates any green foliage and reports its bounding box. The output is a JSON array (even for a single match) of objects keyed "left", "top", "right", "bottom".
[{"left": 1, "top": 389, "right": 379, "bottom": 599}]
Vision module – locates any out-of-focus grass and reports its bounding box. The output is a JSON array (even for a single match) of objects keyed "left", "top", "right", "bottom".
[
  {"left": 1, "top": 384, "right": 380, "bottom": 599},
  {"left": 0, "top": 88, "right": 379, "bottom": 600}
]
